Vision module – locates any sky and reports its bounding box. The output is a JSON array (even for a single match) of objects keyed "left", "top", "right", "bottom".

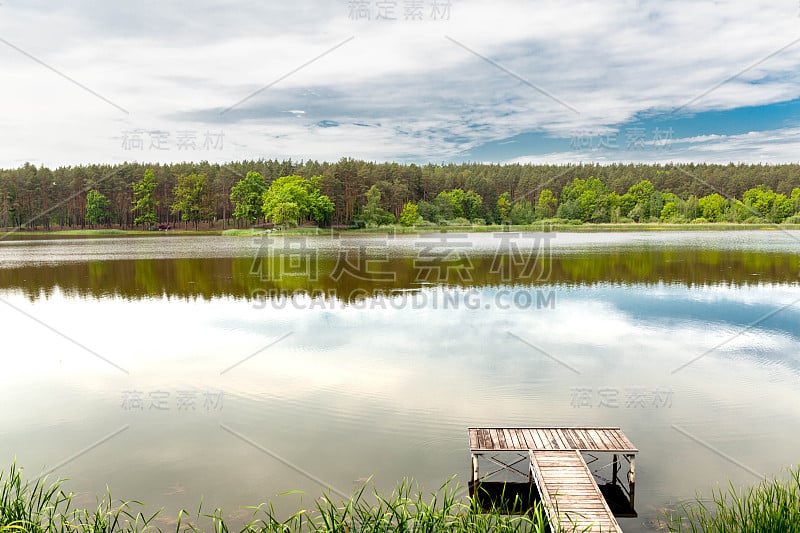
[{"left": 2, "top": 0, "right": 800, "bottom": 168}]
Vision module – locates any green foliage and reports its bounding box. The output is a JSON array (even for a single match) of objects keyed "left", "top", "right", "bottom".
[
  {"left": 496, "top": 192, "right": 511, "bottom": 222},
  {"left": 5, "top": 159, "right": 800, "bottom": 230},
  {"left": 399, "top": 202, "right": 419, "bottom": 226},
  {"left": 742, "top": 185, "right": 794, "bottom": 223},
  {"left": 697, "top": 193, "right": 729, "bottom": 222},
  {"left": 558, "top": 177, "right": 611, "bottom": 222},
  {"left": 131, "top": 169, "right": 158, "bottom": 228},
  {"left": 171, "top": 173, "right": 213, "bottom": 228},
  {"left": 262, "top": 175, "right": 334, "bottom": 227},
  {"left": 0, "top": 462, "right": 159, "bottom": 533},
  {"left": 361, "top": 185, "right": 396, "bottom": 226},
  {"left": 510, "top": 199, "right": 536, "bottom": 224},
  {"left": 230, "top": 171, "right": 267, "bottom": 224},
  {"left": 660, "top": 201, "right": 676, "bottom": 221},
  {"left": 462, "top": 190, "right": 483, "bottom": 221},
  {"left": 308, "top": 189, "right": 335, "bottom": 226},
  {"left": 417, "top": 200, "right": 440, "bottom": 223},
  {"left": 271, "top": 202, "right": 300, "bottom": 226},
  {"left": 666, "top": 465, "right": 800, "bottom": 532},
  {"left": 682, "top": 195, "right": 700, "bottom": 221},
  {"left": 434, "top": 189, "right": 483, "bottom": 222},
  {"left": 0, "top": 463, "right": 550, "bottom": 533},
  {"left": 742, "top": 215, "right": 768, "bottom": 224},
  {"left": 627, "top": 180, "right": 654, "bottom": 218},
  {"left": 85, "top": 190, "right": 111, "bottom": 227},
  {"left": 618, "top": 192, "right": 636, "bottom": 217},
  {"left": 556, "top": 200, "right": 582, "bottom": 220},
  {"left": 536, "top": 189, "right": 557, "bottom": 219}
]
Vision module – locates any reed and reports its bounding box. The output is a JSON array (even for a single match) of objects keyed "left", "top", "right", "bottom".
[
  {"left": 666, "top": 465, "right": 800, "bottom": 532},
  {"left": 0, "top": 465, "right": 555, "bottom": 533}
]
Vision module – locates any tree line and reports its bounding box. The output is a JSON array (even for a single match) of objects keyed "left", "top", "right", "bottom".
[{"left": 2, "top": 159, "right": 800, "bottom": 229}]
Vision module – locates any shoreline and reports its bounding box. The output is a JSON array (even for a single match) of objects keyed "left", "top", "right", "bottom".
[{"left": 2, "top": 223, "right": 800, "bottom": 239}]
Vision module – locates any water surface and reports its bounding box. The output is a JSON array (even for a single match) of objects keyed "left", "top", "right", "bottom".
[{"left": 1, "top": 231, "right": 799, "bottom": 532}]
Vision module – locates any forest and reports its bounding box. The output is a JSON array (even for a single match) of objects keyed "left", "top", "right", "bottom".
[{"left": 2, "top": 159, "right": 800, "bottom": 230}]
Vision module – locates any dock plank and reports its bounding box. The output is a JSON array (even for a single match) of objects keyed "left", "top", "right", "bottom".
[
  {"left": 529, "top": 449, "right": 623, "bottom": 533},
  {"left": 468, "top": 427, "right": 637, "bottom": 452},
  {"left": 468, "top": 429, "right": 478, "bottom": 450},
  {"left": 513, "top": 429, "right": 528, "bottom": 449}
]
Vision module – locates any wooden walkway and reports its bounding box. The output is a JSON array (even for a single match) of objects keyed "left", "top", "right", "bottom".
[
  {"left": 529, "top": 449, "right": 621, "bottom": 532},
  {"left": 468, "top": 427, "right": 638, "bottom": 533},
  {"left": 469, "top": 427, "right": 637, "bottom": 453}
]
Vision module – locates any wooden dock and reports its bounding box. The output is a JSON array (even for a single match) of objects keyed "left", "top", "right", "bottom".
[{"left": 469, "top": 427, "right": 638, "bottom": 533}]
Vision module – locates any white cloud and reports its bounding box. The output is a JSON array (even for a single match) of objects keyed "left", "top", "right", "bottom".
[
  {"left": 1, "top": 0, "right": 800, "bottom": 166},
  {"left": 510, "top": 126, "right": 800, "bottom": 164}
]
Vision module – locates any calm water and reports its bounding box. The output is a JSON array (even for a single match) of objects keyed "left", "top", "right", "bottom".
[{"left": 1, "top": 231, "right": 799, "bottom": 532}]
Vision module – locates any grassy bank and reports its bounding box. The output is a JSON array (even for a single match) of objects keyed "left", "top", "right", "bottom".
[
  {"left": 0, "top": 229, "right": 223, "bottom": 239},
  {"left": 0, "top": 465, "right": 550, "bottom": 533},
  {"left": 225, "top": 222, "right": 800, "bottom": 236},
  {"left": 4, "top": 222, "right": 800, "bottom": 240},
  {"left": 666, "top": 465, "right": 800, "bottom": 532}
]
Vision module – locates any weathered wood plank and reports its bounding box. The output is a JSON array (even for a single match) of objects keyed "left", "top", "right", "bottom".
[
  {"left": 559, "top": 428, "right": 578, "bottom": 449},
  {"left": 552, "top": 428, "right": 569, "bottom": 448},
  {"left": 588, "top": 429, "right": 608, "bottom": 450},
  {"left": 528, "top": 429, "right": 545, "bottom": 449},
  {"left": 513, "top": 429, "right": 528, "bottom": 449},
  {"left": 468, "top": 429, "right": 479, "bottom": 450},
  {"left": 573, "top": 428, "right": 589, "bottom": 449},
  {"left": 504, "top": 428, "right": 519, "bottom": 449},
  {"left": 528, "top": 449, "right": 623, "bottom": 533},
  {"left": 488, "top": 428, "right": 499, "bottom": 448},
  {"left": 468, "top": 427, "right": 636, "bottom": 453},
  {"left": 616, "top": 430, "right": 638, "bottom": 451},
  {"left": 544, "top": 428, "right": 560, "bottom": 449},
  {"left": 593, "top": 429, "right": 615, "bottom": 450},
  {"left": 603, "top": 429, "right": 625, "bottom": 450},
  {"left": 478, "top": 428, "right": 491, "bottom": 449}
]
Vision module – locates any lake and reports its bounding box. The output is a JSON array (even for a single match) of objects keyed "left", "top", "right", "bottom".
[{"left": 1, "top": 230, "right": 799, "bottom": 532}]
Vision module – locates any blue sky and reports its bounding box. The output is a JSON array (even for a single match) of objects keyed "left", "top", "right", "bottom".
[
  {"left": 464, "top": 98, "right": 800, "bottom": 163},
  {"left": 2, "top": 0, "right": 800, "bottom": 167}
]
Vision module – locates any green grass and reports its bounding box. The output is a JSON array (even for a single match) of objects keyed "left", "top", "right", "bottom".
[
  {"left": 8, "top": 222, "right": 800, "bottom": 239},
  {"left": 666, "top": 465, "right": 800, "bottom": 532},
  {"left": 221, "top": 221, "right": 800, "bottom": 237},
  {"left": 34, "top": 229, "right": 133, "bottom": 236},
  {"left": 0, "top": 465, "right": 556, "bottom": 533}
]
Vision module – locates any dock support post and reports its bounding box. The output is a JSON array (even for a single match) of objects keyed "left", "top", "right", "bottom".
[
  {"left": 528, "top": 454, "right": 533, "bottom": 483},
  {"left": 627, "top": 455, "right": 636, "bottom": 511},
  {"left": 472, "top": 453, "right": 479, "bottom": 486},
  {"left": 612, "top": 453, "right": 618, "bottom": 486}
]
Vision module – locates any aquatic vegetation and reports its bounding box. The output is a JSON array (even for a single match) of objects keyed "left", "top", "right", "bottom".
[
  {"left": 0, "top": 464, "right": 554, "bottom": 533},
  {"left": 666, "top": 465, "right": 800, "bottom": 533}
]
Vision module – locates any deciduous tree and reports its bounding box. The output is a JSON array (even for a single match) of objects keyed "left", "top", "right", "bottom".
[{"left": 132, "top": 169, "right": 158, "bottom": 228}]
